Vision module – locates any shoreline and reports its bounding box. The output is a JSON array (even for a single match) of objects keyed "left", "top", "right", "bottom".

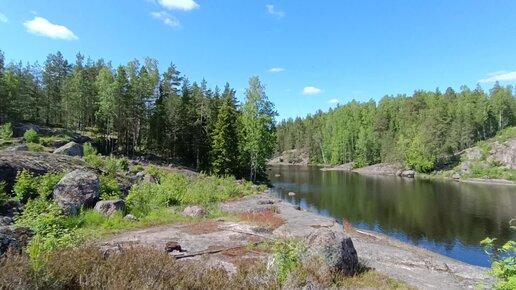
[
  {"left": 263, "top": 192, "right": 494, "bottom": 289},
  {"left": 271, "top": 163, "right": 516, "bottom": 186}
]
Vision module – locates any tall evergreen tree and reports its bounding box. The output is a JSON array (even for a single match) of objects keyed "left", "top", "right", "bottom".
[{"left": 210, "top": 84, "right": 239, "bottom": 176}]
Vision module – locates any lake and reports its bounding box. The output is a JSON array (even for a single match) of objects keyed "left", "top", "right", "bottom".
[{"left": 268, "top": 165, "right": 516, "bottom": 267}]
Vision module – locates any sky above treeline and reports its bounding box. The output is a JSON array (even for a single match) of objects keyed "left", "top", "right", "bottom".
[{"left": 1, "top": 0, "right": 516, "bottom": 120}]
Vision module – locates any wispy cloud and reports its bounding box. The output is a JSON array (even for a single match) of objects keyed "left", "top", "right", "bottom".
[
  {"left": 151, "top": 11, "right": 180, "bottom": 28},
  {"left": 269, "top": 67, "right": 285, "bottom": 73},
  {"left": 328, "top": 99, "right": 339, "bottom": 104},
  {"left": 157, "top": 0, "right": 199, "bottom": 11},
  {"left": 23, "top": 17, "right": 78, "bottom": 40},
  {"left": 266, "top": 4, "right": 285, "bottom": 19},
  {"left": 479, "top": 71, "right": 516, "bottom": 83},
  {"left": 303, "top": 86, "right": 323, "bottom": 95},
  {"left": 0, "top": 12, "right": 8, "bottom": 23}
]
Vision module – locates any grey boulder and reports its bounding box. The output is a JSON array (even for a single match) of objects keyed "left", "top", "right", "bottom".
[
  {"left": 53, "top": 141, "right": 84, "bottom": 157},
  {"left": 94, "top": 200, "right": 125, "bottom": 217},
  {"left": 182, "top": 205, "right": 207, "bottom": 217},
  {"left": 53, "top": 170, "right": 100, "bottom": 215},
  {"left": 304, "top": 228, "right": 358, "bottom": 275}
]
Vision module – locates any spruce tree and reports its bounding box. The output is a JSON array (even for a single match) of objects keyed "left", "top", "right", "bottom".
[{"left": 210, "top": 84, "right": 239, "bottom": 176}]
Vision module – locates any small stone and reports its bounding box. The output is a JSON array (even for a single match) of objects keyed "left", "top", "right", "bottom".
[
  {"left": 165, "top": 241, "right": 182, "bottom": 252},
  {"left": 182, "top": 205, "right": 207, "bottom": 217},
  {"left": 257, "top": 200, "right": 275, "bottom": 205},
  {"left": 124, "top": 214, "right": 139, "bottom": 222},
  {"left": 288, "top": 192, "right": 296, "bottom": 196},
  {"left": 452, "top": 173, "right": 461, "bottom": 180},
  {"left": 401, "top": 170, "right": 416, "bottom": 178},
  {"left": 0, "top": 217, "right": 13, "bottom": 226},
  {"left": 294, "top": 205, "right": 301, "bottom": 210},
  {"left": 94, "top": 200, "right": 125, "bottom": 217}
]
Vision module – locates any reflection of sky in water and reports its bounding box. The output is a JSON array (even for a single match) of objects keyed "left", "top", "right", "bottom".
[{"left": 268, "top": 168, "right": 516, "bottom": 268}]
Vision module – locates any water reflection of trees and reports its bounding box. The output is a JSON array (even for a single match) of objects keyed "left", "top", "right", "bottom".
[{"left": 270, "top": 166, "right": 516, "bottom": 247}]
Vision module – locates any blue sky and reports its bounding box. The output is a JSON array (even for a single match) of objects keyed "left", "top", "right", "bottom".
[{"left": 1, "top": 0, "right": 516, "bottom": 120}]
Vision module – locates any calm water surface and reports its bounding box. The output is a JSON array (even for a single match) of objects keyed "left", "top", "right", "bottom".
[{"left": 268, "top": 165, "right": 516, "bottom": 267}]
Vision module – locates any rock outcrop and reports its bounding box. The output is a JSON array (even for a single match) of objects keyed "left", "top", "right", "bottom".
[
  {"left": 304, "top": 228, "right": 358, "bottom": 275},
  {"left": 353, "top": 163, "right": 403, "bottom": 176},
  {"left": 268, "top": 149, "right": 309, "bottom": 165},
  {"left": 53, "top": 141, "right": 84, "bottom": 157},
  {"left": 0, "top": 226, "right": 32, "bottom": 255},
  {"left": 487, "top": 139, "right": 516, "bottom": 169},
  {"left": 53, "top": 170, "right": 100, "bottom": 215},
  {"left": 0, "top": 152, "right": 89, "bottom": 190},
  {"left": 94, "top": 200, "right": 125, "bottom": 217}
]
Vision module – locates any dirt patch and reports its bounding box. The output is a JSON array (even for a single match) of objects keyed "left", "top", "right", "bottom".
[
  {"left": 239, "top": 210, "right": 284, "bottom": 231},
  {"left": 181, "top": 220, "right": 222, "bottom": 235}
]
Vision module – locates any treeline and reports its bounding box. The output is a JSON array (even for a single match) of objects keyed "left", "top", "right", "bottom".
[
  {"left": 277, "top": 86, "right": 516, "bottom": 172},
  {"left": 0, "top": 50, "right": 276, "bottom": 181}
]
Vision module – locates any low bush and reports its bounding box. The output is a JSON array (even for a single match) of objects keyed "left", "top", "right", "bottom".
[
  {"left": 126, "top": 171, "right": 258, "bottom": 218},
  {"left": 0, "top": 182, "right": 9, "bottom": 210},
  {"left": 481, "top": 219, "right": 516, "bottom": 290},
  {"left": 27, "top": 143, "right": 45, "bottom": 152},
  {"left": 23, "top": 129, "right": 39, "bottom": 144},
  {"left": 13, "top": 170, "right": 39, "bottom": 203},
  {"left": 0, "top": 122, "right": 13, "bottom": 140},
  {"left": 13, "top": 170, "right": 64, "bottom": 202},
  {"left": 99, "top": 175, "right": 122, "bottom": 200}
]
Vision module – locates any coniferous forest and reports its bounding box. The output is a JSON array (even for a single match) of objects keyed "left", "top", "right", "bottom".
[
  {"left": 276, "top": 85, "right": 516, "bottom": 172},
  {"left": 0, "top": 50, "right": 277, "bottom": 181}
]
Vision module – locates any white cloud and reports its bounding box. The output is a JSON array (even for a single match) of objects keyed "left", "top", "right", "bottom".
[
  {"left": 266, "top": 4, "right": 285, "bottom": 19},
  {"left": 0, "top": 12, "right": 8, "bottom": 23},
  {"left": 303, "top": 86, "right": 322, "bottom": 95},
  {"left": 479, "top": 71, "right": 516, "bottom": 83},
  {"left": 23, "top": 17, "right": 78, "bottom": 40},
  {"left": 269, "top": 67, "right": 285, "bottom": 73},
  {"left": 151, "top": 11, "right": 180, "bottom": 28},
  {"left": 157, "top": 0, "right": 199, "bottom": 11},
  {"left": 328, "top": 99, "right": 339, "bottom": 104}
]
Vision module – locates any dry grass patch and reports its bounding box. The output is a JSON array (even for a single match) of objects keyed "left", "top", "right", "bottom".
[
  {"left": 181, "top": 220, "right": 222, "bottom": 235},
  {"left": 239, "top": 209, "right": 284, "bottom": 231}
]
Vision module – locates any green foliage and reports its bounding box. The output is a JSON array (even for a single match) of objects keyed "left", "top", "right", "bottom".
[
  {"left": 37, "top": 172, "right": 65, "bottom": 200},
  {"left": 211, "top": 84, "right": 240, "bottom": 176},
  {"left": 83, "top": 142, "right": 97, "bottom": 157},
  {"left": 481, "top": 219, "right": 516, "bottom": 290},
  {"left": 240, "top": 76, "right": 277, "bottom": 181},
  {"left": 0, "top": 122, "right": 13, "bottom": 140},
  {"left": 23, "top": 129, "right": 40, "bottom": 144},
  {"left": 13, "top": 170, "right": 63, "bottom": 202},
  {"left": 14, "top": 170, "right": 39, "bottom": 203},
  {"left": 27, "top": 143, "right": 45, "bottom": 152},
  {"left": 126, "top": 170, "right": 257, "bottom": 218},
  {"left": 99, "top": 175, "right": 122, "bottom": 200},
  {"left": 15, "top": 198, "right": 83, "bottom": 267},
  {"left": 272, "top": 238, "right": 305, "bottom": 285},
  {"left": 0, "top": 182, "right": 9, "bottom": 210}
]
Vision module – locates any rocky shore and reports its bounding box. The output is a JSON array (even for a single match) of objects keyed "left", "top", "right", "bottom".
[{"left": 104, "top": 192, "right": 494, "bottom": 290}]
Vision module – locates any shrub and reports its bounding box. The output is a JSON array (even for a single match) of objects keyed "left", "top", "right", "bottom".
[
  {"left": 13, "top": 170, "right": 63, "bottom": 202},
  {"left": 99, "top": 175, "right": 122, "bottom": 200},
  {"left": 37, "top": 172, "right": 64, "bottom": 200},
  {"left": 27, "top": 143, "right": 45, "bottom": 152},
  {"left": 83, "top": 142, "right": 97, "bottom": 157},
  {"left": 23, "top": 129, "right": 39, "bottom": 143},
  {"left": 272, "top": 238, "right": 305, "bottom": 285},
  {"left": 14, "top": 170, "right": 38, "bottom": 203},
  {"left": 481, "top": 219, "right": 516, "bottom": 290},
  {"left": 0, "top": 122, "right": 13, "bottom": 140}
]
